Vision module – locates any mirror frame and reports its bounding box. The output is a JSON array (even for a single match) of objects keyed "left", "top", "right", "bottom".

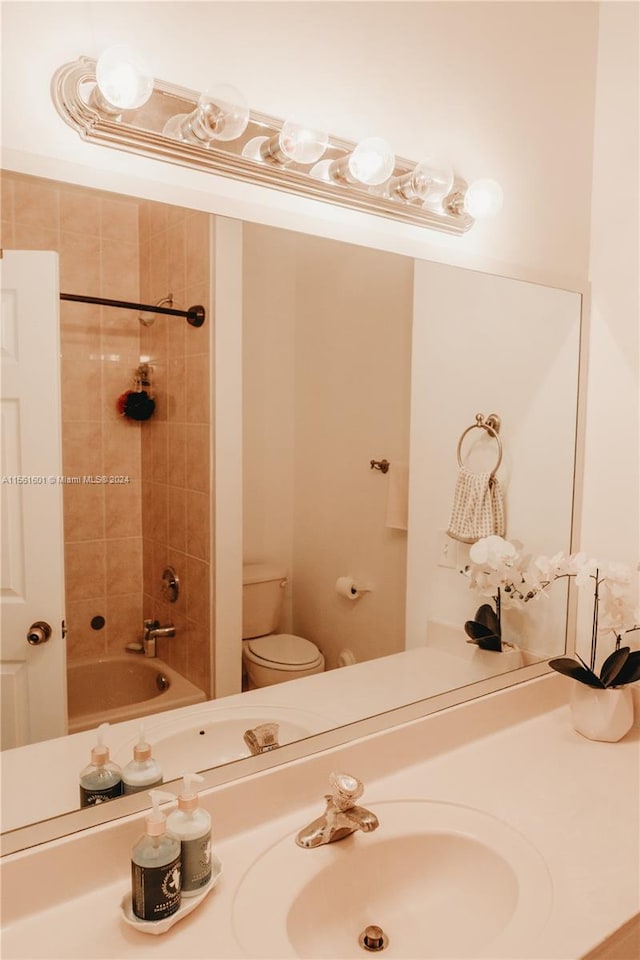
[{"left": 0, "top": 155, "right": 587, "bottom": 857}]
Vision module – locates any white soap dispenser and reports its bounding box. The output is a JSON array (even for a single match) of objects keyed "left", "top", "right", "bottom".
[
  {"left": 131, "top": 789, "right": 181, "bottom": 921},
  {"left": 79, "top": 722, "right": 123, "bottom": 807},
  {"left": 122, "top": 724, "right": 163, "bottom": 794},
  {"left": 166, "top": 772, "right": 212, "bottom": 896}
]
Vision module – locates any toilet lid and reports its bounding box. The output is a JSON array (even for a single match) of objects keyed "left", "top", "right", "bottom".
[{"left": 247, "top": 634, "right": 320, "bottom": 666}]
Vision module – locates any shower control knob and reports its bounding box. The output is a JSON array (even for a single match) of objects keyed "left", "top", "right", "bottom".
[{"left": 26, "top": 621, "right": 52, "bottom": 645}]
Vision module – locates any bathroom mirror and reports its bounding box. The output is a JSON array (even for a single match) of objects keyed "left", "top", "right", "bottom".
[{"left": 0, "top": 170, "right": 582, "bottom": 843}]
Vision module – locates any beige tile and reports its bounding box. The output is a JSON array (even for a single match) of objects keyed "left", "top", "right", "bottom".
[
  {"left": 13, "top": 176, "right": 60, "bottom": 231},
  {"left": 186, "top": 490, "right": 210, "bottom": 561},
  {"left": 100, "top": 239, "right": 139, "bottom": 301},
  {"left": 1, "top": 219, "right": 15, "bottom": 247},
  {"left": 147, "top": 201, "right": 170, "bottom": 237},
  {"left": 65, "top": 540, "right": 106, "bottom": 601},
  {"left": 142, "top": 538, "right": 154, "bottom": 597},
  {"left": 106, "top": 537, "right": 142, "bottom": 597},
  {"left": 151, "top": 420, "right": 168, "bottom": 484},
  {"left": 60, "top": 347, "right": 103, "bottom": 422},
  {"left": 13, "top": 223, "right": 59, "bottom": 252},
  {"left": 148, "top": 230, "right": 169, "bottom": 298},
  {"left": 167, "top": 485, "right": 187, "bottom": 553},
  {"left": 150, "top": 482, "right": 169, "bottom": 545},
  {"left": 185, "top": 618, "right": 211, "bottom": 697},
  {"left": 185, "top": 423, "right": 210, "bottom": 493},
  {"left": 100, "top": 197, "right": 139, "bottom": 244},
  {"left": 63, "top": 484, "right": 106, "bottom": 543},
  {"left": 60, "top": 187, "right": 100, "bottom": 237},
  {"left": 103, "top": 420, "right": 142, "bottom": 478},
  {"left": 60, "top": 298, "right": 101, "bottom": 350},
  {"left": 166, "top": 357, "right": 186, "bottom": 421},
  {"left": 186, "top": 212, "right": 210, "bottom": 288},
  {"left": 105, "top": 478, "right": 142, "bottom": 538},
  {"left": 62, "top": 421, "right": 103, "bottom": 477},
  {"left": 166, "top": 221, "right": 186, "bottom": 294},
  {"left": 185, "top": 556, "right": 210, "bottom": 625},
  {"left": 151, "top": 539, "right": 172, "bottom": 599},
  {"left": 105, "top": 594, "right": 143, "bottom": 654},
  {"left": 65, "top": 598, "right": 108, "bottom": 661},
  {"left": 1, "top": 174, "right": 15, "bottom": 223},
  {"left": 59, "top": 232, "right": 100, "bottom": 295},
  {"left": 167, "top": 204, "right": 186, "bottom": 229},
  {"left": 167, "top": 424, "right": 187, "bottom": 488},
  {"left": 185, "top": 353, "right": 210, "bottom": 424}
]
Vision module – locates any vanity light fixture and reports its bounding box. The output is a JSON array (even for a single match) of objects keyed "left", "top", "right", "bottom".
[{"left": 52, "top": 52, "right": 503, "bottom": 235}]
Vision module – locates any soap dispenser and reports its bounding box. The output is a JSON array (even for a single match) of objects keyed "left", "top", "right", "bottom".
[
  {"left": 166, "top": 773, "right": 212, "bottom": 896},
  {"left": 79, "top": 722, "right": 124, "bottom": 807},
  {"left": 122, "top": 725, "right": 163, "bottom": 794},
  {"left": 131, "top": 790, "right": 181, "bottom": 921}
]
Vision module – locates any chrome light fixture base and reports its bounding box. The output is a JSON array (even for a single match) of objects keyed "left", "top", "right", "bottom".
[{"left": 51, "top": 58, "right": 474, "bottom": 235}]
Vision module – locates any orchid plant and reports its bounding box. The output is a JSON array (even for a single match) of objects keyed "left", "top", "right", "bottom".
[{"left": 461, "top": 535, "right": 640, "bottom": 686}]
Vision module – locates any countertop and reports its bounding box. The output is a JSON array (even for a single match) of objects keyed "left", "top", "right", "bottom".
[{"left": 1, "top": 676, "right": 639, "bottom": 959}]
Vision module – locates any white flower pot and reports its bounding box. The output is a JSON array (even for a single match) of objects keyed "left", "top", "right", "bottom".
[{"left": 570, "top": 683, "right": 634, "bottom": 742}]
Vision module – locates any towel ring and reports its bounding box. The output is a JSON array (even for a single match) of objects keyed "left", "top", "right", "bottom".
[{"left": 456, "top": 413, "right": 502, "bottom": 477}]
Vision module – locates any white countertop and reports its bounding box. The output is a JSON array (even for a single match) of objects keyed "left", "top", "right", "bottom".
[{"left": 1, "top": 675, "right": 638, "bottom": 959}]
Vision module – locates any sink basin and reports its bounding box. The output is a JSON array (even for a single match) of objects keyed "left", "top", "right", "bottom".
[
  {"left": 113, "top": 705, "right": 329, "bottom": 774},
  {"left": 232, "top": 800, "right": 553, "bottom": 958}
]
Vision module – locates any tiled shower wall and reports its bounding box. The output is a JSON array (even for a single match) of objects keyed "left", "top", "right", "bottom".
[
  {"left": 138, "top": 201, "right": 212, "bottom": 697},
  {"left": 1, "top": 172, "right": 212, "bottom": 697}
]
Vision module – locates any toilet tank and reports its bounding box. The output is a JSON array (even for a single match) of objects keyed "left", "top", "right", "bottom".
[{"left": 242, "top": 564, "right": 288, "bottom": 639}]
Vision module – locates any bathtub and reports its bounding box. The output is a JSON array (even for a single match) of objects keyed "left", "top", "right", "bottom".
[{"left": 67, "top": 655, "right": 207, "bottom": 734}]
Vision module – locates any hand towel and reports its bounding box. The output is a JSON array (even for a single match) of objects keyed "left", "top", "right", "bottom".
[
  {"left": 446, "top": 467, "right": 505, "bottom": 543},
  {"left": 385, "top": 461, "right": 409, "bottom": 530}
]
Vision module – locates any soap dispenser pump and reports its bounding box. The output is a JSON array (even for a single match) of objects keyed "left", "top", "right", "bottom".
[
  {"left": 166, "top": 773, "right": 212, "bottom": 896},
  {"left": 79, "top": 722, "right": 123, "bottom": 807},
  {"left": 122, "top": 724, "right": 163, "bottom": 794},
  {"left": 131, "top": 790, "right": 181, "bottom": 921}
]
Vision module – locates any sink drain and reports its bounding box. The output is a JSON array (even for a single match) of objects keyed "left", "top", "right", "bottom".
[{"left": 359, "top": 925, "right": 388, "bottom": 952}]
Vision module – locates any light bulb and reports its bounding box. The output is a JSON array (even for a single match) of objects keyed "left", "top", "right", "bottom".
[
  {"left": 391, "top": 158, "right": 454, "bottom": 203},
  {"left": 316, "top": 137, "right": 396, "bottom": 187},
  {"left": 243, "top": 119, "right": 328, "bottom": 166},
  {"left": 463, "top": 179, "right": 503, "bottom": 219},
  {"left": 347, "top": 137, "right": 395, "bottom": 186},
  {"left": 163, "top": 84, "right": 249, "bottom": 144},
  {"left": 277, "top": 120, "right": 328, "bottom": 164},
  {"left": 95, "top": 45, "right": 153, "bottom": 110}
]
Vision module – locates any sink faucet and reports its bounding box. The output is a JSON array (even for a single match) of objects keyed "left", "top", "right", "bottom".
[
  {"left": 295, "top": 772, "right": 379, "bottom": 848},
  {"left": 244, "top": 722, "right": 280, "bottom": 755},
  {"left": 142, "top": 618, "right": 175, "bottom": 658}
]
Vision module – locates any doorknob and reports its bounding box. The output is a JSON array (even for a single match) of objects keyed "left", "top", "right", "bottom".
[{"left": 26, "top": 621, "right": 52, "bottom": 645}]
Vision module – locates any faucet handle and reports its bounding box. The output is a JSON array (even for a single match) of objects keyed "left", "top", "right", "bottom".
[{"left": 328, "top": 772, "right": 364, "bottom": 811}]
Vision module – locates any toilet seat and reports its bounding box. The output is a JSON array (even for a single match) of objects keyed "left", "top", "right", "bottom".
[{"left": 246, "top": 634, "right": 321, "bottom": 668}]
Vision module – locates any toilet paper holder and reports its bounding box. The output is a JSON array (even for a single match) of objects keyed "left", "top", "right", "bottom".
[{"left": 335, "top": 577, "right": 373, "bottom": 600}]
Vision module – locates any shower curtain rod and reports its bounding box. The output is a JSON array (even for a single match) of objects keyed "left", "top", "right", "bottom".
[{"left": 60, "top": 293, "right": 206, "bottom": 327}]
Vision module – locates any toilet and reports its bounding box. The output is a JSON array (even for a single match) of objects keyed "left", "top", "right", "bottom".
[{"left": 242, "top": 563, "right": 325, "bottom": 688}]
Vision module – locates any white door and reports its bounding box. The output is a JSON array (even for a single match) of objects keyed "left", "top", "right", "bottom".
[{"left": 1, "top": 250, "right": 67, "bottom": 748}]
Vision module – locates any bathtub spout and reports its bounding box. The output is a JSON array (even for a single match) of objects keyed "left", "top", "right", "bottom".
[{"left": 143, "top": 619, "right": 176, "bottom": 658}]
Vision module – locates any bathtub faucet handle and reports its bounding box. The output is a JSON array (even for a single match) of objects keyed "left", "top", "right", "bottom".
[{"left": 142, "top": 619, "right": 176, "bottom": 657}]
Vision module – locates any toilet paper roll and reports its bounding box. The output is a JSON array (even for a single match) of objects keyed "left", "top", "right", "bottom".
[{"left": 335, "top": 577, "right": 371, "bottom": 600}]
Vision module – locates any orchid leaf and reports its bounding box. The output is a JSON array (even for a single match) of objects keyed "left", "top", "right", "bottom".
[
  {"left": 474, "top": 604, "right": 501, "bottom": 638},
  {"left": 599, "top": 647, "right": 630, "bottom": 687},
  {"left": 464, "top": 620, "right": 502, "bottom": 651},
  {"left": 548, "top": 657, "right": 605, "bottom": 688},
  {"left": 575, "top": 652, "right": 607, "bottom": 687},
  {"left": 613, "top": 650, "right": 640, "bottom": 686}
]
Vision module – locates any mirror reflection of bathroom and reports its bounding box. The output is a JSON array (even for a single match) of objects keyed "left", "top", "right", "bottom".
[
  {"left": 1, "top": 170, "right": 581, "bottom": 781},
  {"left": 241, "top": 227, "right": 413, "bottom": 690}
]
